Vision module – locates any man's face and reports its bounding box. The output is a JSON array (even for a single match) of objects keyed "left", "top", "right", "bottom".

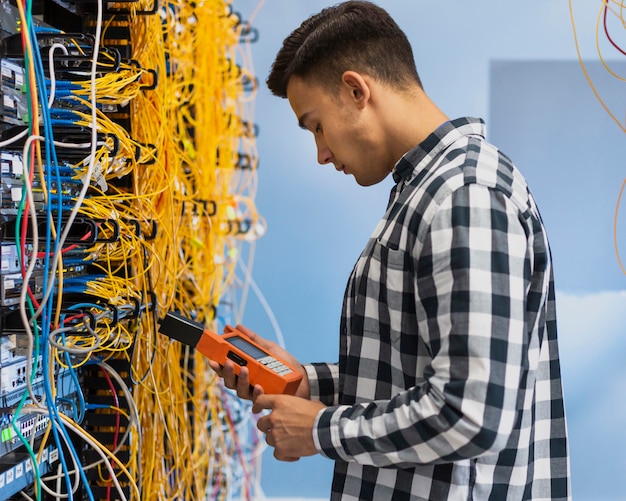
[{"left": 286, "top": 75, "right": 391, "bottom": 187}]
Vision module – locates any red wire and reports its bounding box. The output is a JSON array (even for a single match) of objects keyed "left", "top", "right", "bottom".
[
  {"left": 61, "top": 313, "right": 86, "bottom": 324},
  {"left": 603, "top": 1, "right": 626, "bottom": 56},
  {"left": 100, "top": 366, "right": 120, "bottom": 501},
  {"left": 18, "top": 17, "right": 41, "bottom": 310},
  {"left": 36, "top": 230, "right": 92, "bottom": 258},
  {"left": 19, "top": 132, "right": 40, "bottom": 310},
  {"left": 222, "top": 387, "right": 252, "bottom": 499}
]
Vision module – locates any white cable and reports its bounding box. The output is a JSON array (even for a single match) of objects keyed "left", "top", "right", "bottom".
[
  {"left": 55, "top": 462, "right": 62, "bottom": 500},
  {"left": 237, "top": 258, "right": 286, "bottom": 349},
  {"left": 48, "top": 324, "right": 102, "bottom": 354},
  {"left": 32, "top": 0, "right": 103, "bottom": 320},
  {"left": 48, "top": 43, "right": 69, "bottom": 108},
  {"left": 18, "top": 491, "right": 35, "bottom": 501},
  {"left": 25, "top": 406, "right": 133, "bottom": 501},
  {"left": 0, "top": 127, "right": 29, "bottom": 148},
  {"left": 19, "top": 134, "right": 46, "bottom": 408},
  {"left": 37, "top": 422, "right": 82, "bottom": 499}
]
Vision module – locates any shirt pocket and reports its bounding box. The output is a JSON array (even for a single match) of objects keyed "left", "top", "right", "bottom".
[{"left": 354, "top": 238, "right": 414, "bottom": 346}]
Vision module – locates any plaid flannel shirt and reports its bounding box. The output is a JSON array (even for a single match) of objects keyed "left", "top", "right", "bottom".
[{"left": 303, "top": 117, "right": 571, "bottom": 501}]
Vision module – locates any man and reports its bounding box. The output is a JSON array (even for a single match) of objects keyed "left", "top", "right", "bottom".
[{"left": 209, "top": 1, "right": 571, "bottom": 499}]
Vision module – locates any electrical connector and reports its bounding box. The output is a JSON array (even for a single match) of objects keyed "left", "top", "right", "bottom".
[{"left": 157, "top": 310, "right": 204, "bottom": 347}]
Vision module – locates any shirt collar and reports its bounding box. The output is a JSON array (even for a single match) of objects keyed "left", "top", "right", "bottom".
[{"left": 392, "top": 117, "right": 486, "bottom": 184}]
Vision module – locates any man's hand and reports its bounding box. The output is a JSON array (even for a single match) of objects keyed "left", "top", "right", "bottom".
[
  {"left": 253, "top": 394, "right": 326, "bottom": 461},
  {"left": 207, "top": 324, "right": 310, "bottom": 400}
]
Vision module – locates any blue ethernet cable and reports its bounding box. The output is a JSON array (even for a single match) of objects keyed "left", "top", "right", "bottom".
[{"left": 27, "top": 15, "right": 95, "bottom": 501}]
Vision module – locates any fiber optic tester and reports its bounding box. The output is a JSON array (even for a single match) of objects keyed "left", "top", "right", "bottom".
[{"left": 158, "top": 311, "right": 303, "bottom": 395}]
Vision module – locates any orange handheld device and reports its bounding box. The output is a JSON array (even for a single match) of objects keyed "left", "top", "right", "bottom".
[{"left": 158, "top": 311, "right": 303, "bottom": 395}]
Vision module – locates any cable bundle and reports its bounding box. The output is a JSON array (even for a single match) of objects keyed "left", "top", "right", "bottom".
[
  {"left": 125, "top": 0, "right": 266, "bottom": 499},
  {"left": 0, "top": 0, "right": 265, "bottom": 498}
]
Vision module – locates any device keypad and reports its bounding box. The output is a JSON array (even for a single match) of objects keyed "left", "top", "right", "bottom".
[{"left": 258, "top": 356, "right": 293, "bottom": 375}]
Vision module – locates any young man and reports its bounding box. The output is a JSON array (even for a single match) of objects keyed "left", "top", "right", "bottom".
[{"left": 210, "top": 1, "right": 571, "bottom": 499}]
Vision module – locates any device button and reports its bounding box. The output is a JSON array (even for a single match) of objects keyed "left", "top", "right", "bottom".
[{"left": 227, "top": 350, "right": 248, "bottom": 366}]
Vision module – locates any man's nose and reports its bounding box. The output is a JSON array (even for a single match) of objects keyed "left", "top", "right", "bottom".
[{"left": 317, "top": 144, "right": 332, "bottom": 165}]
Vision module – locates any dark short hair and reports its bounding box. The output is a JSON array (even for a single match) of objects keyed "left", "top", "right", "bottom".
[{"left": 267, "top": 0, "right": 423, "bottom": 98}]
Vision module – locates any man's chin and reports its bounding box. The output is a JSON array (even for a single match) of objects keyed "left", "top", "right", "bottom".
[{"left": 355, "top": 172, "right": 390, "bottom": 187}]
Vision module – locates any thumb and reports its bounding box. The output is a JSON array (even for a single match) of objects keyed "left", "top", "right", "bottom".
[{"left": 252, "top": 393, "right": 274, "bottom": 414}]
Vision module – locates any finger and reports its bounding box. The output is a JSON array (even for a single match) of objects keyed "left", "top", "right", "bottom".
[
  {"left": 275, "top": 451, "right": 300, "bottom": 462},
  {"left": 236, "top": 366, "right": 254, "bottom": 399},
  {"left": 252, "top": 384, "right": 264, "bottom": 401},
  {"left": 234, "top": 324, "right": 257, "bottom": 338},
  {"left": 207, "top": 360, "right": 223, "bottom": 377},
  {"left": 235, "top": 324, "right": 273, "bottom": 349},
  {"left": 265, "top": 429, "right": 274, "bottom": 447},
  {"left": 221, "top": 360, "right": 238, "bottom": 389},
  {"left": 226, "top": 324, "right": 276, "bottom": 359},
  {"left": 252, "top": 394, "right": 273, "bottom": 414},
  {"left": 256, "top": 415, "right": 269, "bottom": 434}
]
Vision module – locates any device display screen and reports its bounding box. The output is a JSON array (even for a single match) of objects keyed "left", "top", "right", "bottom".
[{"left": 226, "top": 336, "right": 267, "bottom": 360}]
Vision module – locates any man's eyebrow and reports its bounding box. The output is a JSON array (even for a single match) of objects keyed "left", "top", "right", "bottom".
[{"left": 297, "top": 112, "right": 311, "bottom": 130}]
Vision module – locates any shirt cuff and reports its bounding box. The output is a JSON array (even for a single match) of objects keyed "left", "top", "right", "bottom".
[
  {"left": 312, "top": 405, "right": 353, "bottom": 462},
  {"left": 302, "top": 362, "right": 339, "bottom": 406}
]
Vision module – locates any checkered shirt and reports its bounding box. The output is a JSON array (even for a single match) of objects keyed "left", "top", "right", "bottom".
[{"left": 303, "top": 117, "right": 571, "bottom": 500}]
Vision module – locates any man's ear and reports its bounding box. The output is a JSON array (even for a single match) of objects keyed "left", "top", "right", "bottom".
[{"left": 341, "top": 71, "right": 370, "bottom": 108}]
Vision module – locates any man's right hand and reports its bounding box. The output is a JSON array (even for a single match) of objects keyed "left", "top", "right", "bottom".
[{"left": 207, "top": 323, "right": 310, "bottom": 401}]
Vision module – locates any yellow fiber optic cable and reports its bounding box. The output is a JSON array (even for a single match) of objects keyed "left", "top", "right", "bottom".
[{"left": 569, "top": 0, "right": 626, "bottom": 133}]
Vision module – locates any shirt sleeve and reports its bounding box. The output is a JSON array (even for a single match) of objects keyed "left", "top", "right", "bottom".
[
  {"left": 313, "top": 184, "right": 536, "bottom": 467},
  {"left": 303, "top": 362, "right": 340, "bottom": 406}
]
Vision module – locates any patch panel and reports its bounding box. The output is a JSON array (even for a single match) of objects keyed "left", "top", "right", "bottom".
[
  {"left": 0, "top": 59, "right": 24, "bottom": 93},
  {"left": 0, "top": 87, "right": 28, "bottom": 127},
  {"left": 0, "top": 335, "right": 19, "bottom": 365},
  {"left": 0, "top": 413, "right": 49, "bottom": 453},
  {"left": 1, "top": 376, "right": 45, "bottom": 409},
  {"left": 1, "top": 125, "right": 120, "bottom": 168},
  {"left": 0, "top": 150, "right": 23, "bottom": 178},
  {"left": 1, "top": 150, "right": 96, "bottom": 206},
  {"left": 0, "top": 263, "right": 89, "bottom": 306},
  {"left": 0, "top": 176, "right": 84, "bottom": 215},
  {"left": 0, "top": 355, "right": 43, "bottom": 395},
  {"left": 0, "top": 214, "right": 121, "bottom": 244},
  {"left": 0, "top": 243, "right": 33, "bottom": 274},
  {"left": 0, "top": 368, "right": 77, "bottom": 457},
  {"left": 0, "top": 176, "right": 46, "bottom": 214},
  {"left": 0, "top": 444, "right": 59, "bottom": 500},
  {"left": 0, "top": 245, "right": 20, "bottom": 274},
  {"left": 0, "top": 270, "right": 44, "bottom": 307}
]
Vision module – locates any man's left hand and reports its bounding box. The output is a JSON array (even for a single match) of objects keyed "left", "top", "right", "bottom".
[{"left": 253, "top": 394, "right": 327, "bottom": 461}]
